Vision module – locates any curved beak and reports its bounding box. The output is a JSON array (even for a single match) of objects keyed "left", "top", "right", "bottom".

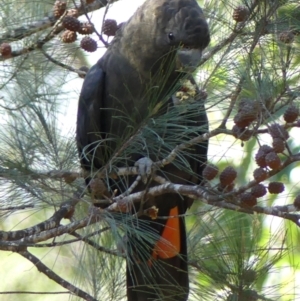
[{"left": 176, "top": 48, "right": 202, "bottom": 72}]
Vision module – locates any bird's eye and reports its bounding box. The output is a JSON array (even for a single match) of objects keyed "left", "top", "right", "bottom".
[{"left": 168, "top": 32, "right": 175, "bottom": 41}]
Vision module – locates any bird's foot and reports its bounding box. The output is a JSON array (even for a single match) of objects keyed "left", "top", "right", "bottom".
[{"left": 134, "top": 157, "right": 155, "bottom": 184}]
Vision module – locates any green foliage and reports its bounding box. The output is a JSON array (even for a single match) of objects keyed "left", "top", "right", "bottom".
[
  {"left": 0, "top": 0, "right": 300, "bottom": 300},
  {"left": 188, "top": 209, "right": 291, "bottom": 300}
]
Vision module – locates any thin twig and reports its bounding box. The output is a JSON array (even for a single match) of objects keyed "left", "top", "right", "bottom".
[
  {"left": 0, "top": 291, "right": 71, "bottom": 295},
  {"left": 40, "top": 47, "right": 87, "bottom": 76},
  {"left": 70, "top": 231, "right": 123, "bottom": 257},
  {"left": 0, "top": 0, "right": 112, "bottom": 61},
  {"left": 18, "top": 250, "right": 98, "bottom": 301},
  {"left": 0, "top": 198, "right": 79, "bottom": 241},
  {"left": 0, "top": 0, "right": 113, "bottom": 44}
]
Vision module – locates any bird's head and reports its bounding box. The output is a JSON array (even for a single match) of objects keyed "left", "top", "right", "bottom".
[
  {"left": 158, "top": 0, "right": 210, "bottom": 72},
  {"left": 119, "top": 0, "right": 210, "bottom": 76}
]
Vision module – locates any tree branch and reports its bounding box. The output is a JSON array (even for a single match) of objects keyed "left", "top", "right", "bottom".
[
  {"left": 0, "top": 0, "right": 112, "bottom": 44},
  {"left": 0, "top": 0, "right": 113, "bottom": 61},
  {"left": 18, "top": 249, "right": 98, "bottom": 301}
]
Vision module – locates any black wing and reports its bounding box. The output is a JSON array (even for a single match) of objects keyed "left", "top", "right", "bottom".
[{"left": 76, "top": 62, "right": 105, "bottom": 173}]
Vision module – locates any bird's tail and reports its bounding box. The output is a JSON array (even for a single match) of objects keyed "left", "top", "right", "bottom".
[{"left": 126, "top": 201, "right": 189, "bottom": 301}]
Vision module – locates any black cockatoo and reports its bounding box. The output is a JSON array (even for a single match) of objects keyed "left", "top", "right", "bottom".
[{"left": 76, "top": 0, "right": 210, "bottom": 300}]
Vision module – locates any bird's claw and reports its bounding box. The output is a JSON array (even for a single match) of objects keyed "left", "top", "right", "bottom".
[{"left": 134, "top": 157, "right": 154, "bottom": 183}]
